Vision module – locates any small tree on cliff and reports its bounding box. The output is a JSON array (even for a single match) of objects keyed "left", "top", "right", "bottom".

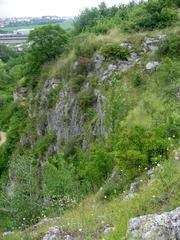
[{"left": 26, "top": 24, "right": 68, "bottom": 78}]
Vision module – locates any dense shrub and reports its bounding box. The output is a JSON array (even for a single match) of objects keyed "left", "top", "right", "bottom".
[
  {"left": 0, "top": 44, "right": 16, "bottom": 62},
  {"left": 32, "top": 131, "right": 56, "bottom": 157},
  {"left": 9, "top": 155, "right": 42, "bottom": 227},
  {"left": 74, "top": 36, "right": 101, "bottom": 58},
  {"left": 71, "top": 74, "right": 85, "bottom": 92},
  {"left": 78, "top": 144, "right": 114, "bottom": 189},
  {"left": 114, "top": 125, "right": 169, "bottom": 181},
  {"left": 133, "top": 73, "right": 144, "bottom": 87},
  {"left": 101, "top": 44, "right": 130, "bottom": 60},
  {"left": 44, "top": 154, "right": 81, "bottom": 199}
]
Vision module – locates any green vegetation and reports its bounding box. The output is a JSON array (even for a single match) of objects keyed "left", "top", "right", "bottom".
[
  {"left": 25, "top": 24, "right": 68, "bottom": 80},
  {"left": 0, "top": 0, "right": 179, "bottom": 238},
  {"left": 100, "top": 43, "right": 130, "bottom": 60}
]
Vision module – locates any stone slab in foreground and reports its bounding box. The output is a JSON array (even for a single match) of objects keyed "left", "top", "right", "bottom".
[{"left": 127, "top": 207, "right": 180, "bottom": 240}]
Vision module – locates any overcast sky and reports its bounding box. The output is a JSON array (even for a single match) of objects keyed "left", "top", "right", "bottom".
[{"left": 0, "top": 0, "right": 131, "bottom": 18}]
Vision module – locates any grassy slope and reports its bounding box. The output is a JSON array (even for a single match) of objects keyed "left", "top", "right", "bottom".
[
  {"left": 1, "top": 17, "right": 180, "bottom": 240},
  {"left": 2, "top": 157, "right": 180, "bottom": 240}
]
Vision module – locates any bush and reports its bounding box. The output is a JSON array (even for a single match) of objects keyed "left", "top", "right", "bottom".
[
  {"left": 74, "top": 36, "right": 101, "bottom": 58},
  {"left": 71, "top": 74, "right": 85, "bottom": 92},
  {"left": 44, "top": 154, "right": 81, "bottom": 199},
  {"left": 133, "top": 73, "right": 144, "bottom": 87},
  {"left": 9, "top": 155, "right": 42, "bottom": 227},
  {"left": 77, "top": 88, "right": 97, "bottom": 109},
  {"left": 158, "top": 34, "right": 180, "bottom": 57},
  {"left": 114, "top": 125, "right": 169, "bottom": 181},
  {"left": 101, "top": 44, "right": 130, "bottom": 60},
  {"left": 78, "top": 144, "right": 114, "bottom": 189},
  {"left": 32, "top": 131, "right": 56, "bottom": 157},
  {"left": 0, "top": 44, "right": 16, "bottom": 62}
]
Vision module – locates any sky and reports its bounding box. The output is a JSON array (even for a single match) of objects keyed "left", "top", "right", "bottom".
[{"left": 0, "top": 0, "right": 131, "bottom": 18}]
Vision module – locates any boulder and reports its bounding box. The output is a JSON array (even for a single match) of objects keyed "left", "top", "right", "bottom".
[
  {"left": 146, "top": 61, "right": 160, "bottom": 72},
  {"left": 126, "top": 207, "right": 180, "bottom": 239},
  {"left": 0, "top": 131, "right": 6, "bottom": 145},
  {"left": 42, "top": 226, "right": 74, "bottom": 240},
  {"left": 174, "top": 148, "right": 180, "bottom": 162},
  {"left": 143, "top": 35, "right": 167, "bottom": 53}
]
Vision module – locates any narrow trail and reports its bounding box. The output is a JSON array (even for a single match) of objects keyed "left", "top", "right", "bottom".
[{"left": 0, "top": 131, "right": 7, "bottom": 146}]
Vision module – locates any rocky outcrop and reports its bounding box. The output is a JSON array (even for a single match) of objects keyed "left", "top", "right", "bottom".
[
  {"left": 126, "top": 207, "right": 180, "bottom": 239},
  {"left": 42, "top": 226, "right": 74, "bottom": 240}
]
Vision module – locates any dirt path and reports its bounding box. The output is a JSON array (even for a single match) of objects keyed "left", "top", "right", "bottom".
[{"left": 0, "top": 131, "right": 7, "bottom": 146}]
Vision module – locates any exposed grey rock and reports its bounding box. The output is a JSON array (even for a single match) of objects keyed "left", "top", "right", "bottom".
[
  {"left": 47, "top": 91, "right": 84, "bottom": 152},
  {"left": 127, "top": 207, "right": 180, "bottom": 239},
  {"left": 147, "top": 168, "right": 155, "bottom": 179},
  {"left": 94, "top": 90, "right": 107, "bottom": 138},
  {"left": 2, "top": 231, "right": 14, "bottom": 237},
  {"left": 174, "top": 148, "right": 180, "bottom": 162},
  {"left": 143, "top": 35, "right": 167, "bottom": 53},
  {"left": 42, "top": 226, "right": 74, "bottom": 240},
  {"left": 146, "top": 61, "right": 160, "bottom": 72},
  {"left": 44, "top": 78, "right": 59, "bottom": 91},
  {"left": 94, "top": 54, "right": 105, "bottom": 70},
  {"left": 103, "top": 224, "right": 115, "bottom": 235},
  {"left": 129, "top": 179, "right": 140, "bottom": 194},
  {"left": 0, "top": 131, "right": 6, "bottom": 146},
  {"left": 13, "top": 87, "right": 28, "bottom": 102},
  {"left": 99, "top": 52, "right": 140, "bottom": 82}
]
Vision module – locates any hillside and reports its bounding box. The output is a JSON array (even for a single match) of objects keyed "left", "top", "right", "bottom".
[{"left": 0, "top": 0, "right": 180, "bottom": 239}]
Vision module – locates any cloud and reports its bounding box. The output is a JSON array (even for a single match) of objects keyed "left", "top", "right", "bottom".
[{"left": 0, "top": 0, "right": 131, "bottom": 18}]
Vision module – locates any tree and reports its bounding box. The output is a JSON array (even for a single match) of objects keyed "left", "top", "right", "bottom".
[
  {"left": 26, "top": 25, "right": 68, "bottom": 76},
  {"left": 0, "top": 44, "right": 16, "bottom": 62}
]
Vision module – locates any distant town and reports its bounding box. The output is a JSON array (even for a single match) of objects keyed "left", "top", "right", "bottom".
[
  {"left": 0, "top": 16, "right": 74, "bottom": 45},
  {"left": 0, "top": 16, "right": 74, "bottom": 29}
]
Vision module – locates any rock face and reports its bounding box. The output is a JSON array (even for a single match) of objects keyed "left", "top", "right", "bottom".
[
  {"left": 42, "top": 226, "right": 74, "bottom": 240},
  {"left": 126, "top": 207, "right": 180, "bottom": 240}
]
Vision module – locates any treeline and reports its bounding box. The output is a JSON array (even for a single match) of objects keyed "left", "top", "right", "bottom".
[
  {"left": 5, "top": 18, "right": 67, "bottom": 28},
  {"left": 74, "top": 0, "right": 179, "bottom": 34}
]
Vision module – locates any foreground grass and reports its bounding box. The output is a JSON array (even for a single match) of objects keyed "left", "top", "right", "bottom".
[{"left": 2, "top": 157, "right": 180, "bottom": 240}]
